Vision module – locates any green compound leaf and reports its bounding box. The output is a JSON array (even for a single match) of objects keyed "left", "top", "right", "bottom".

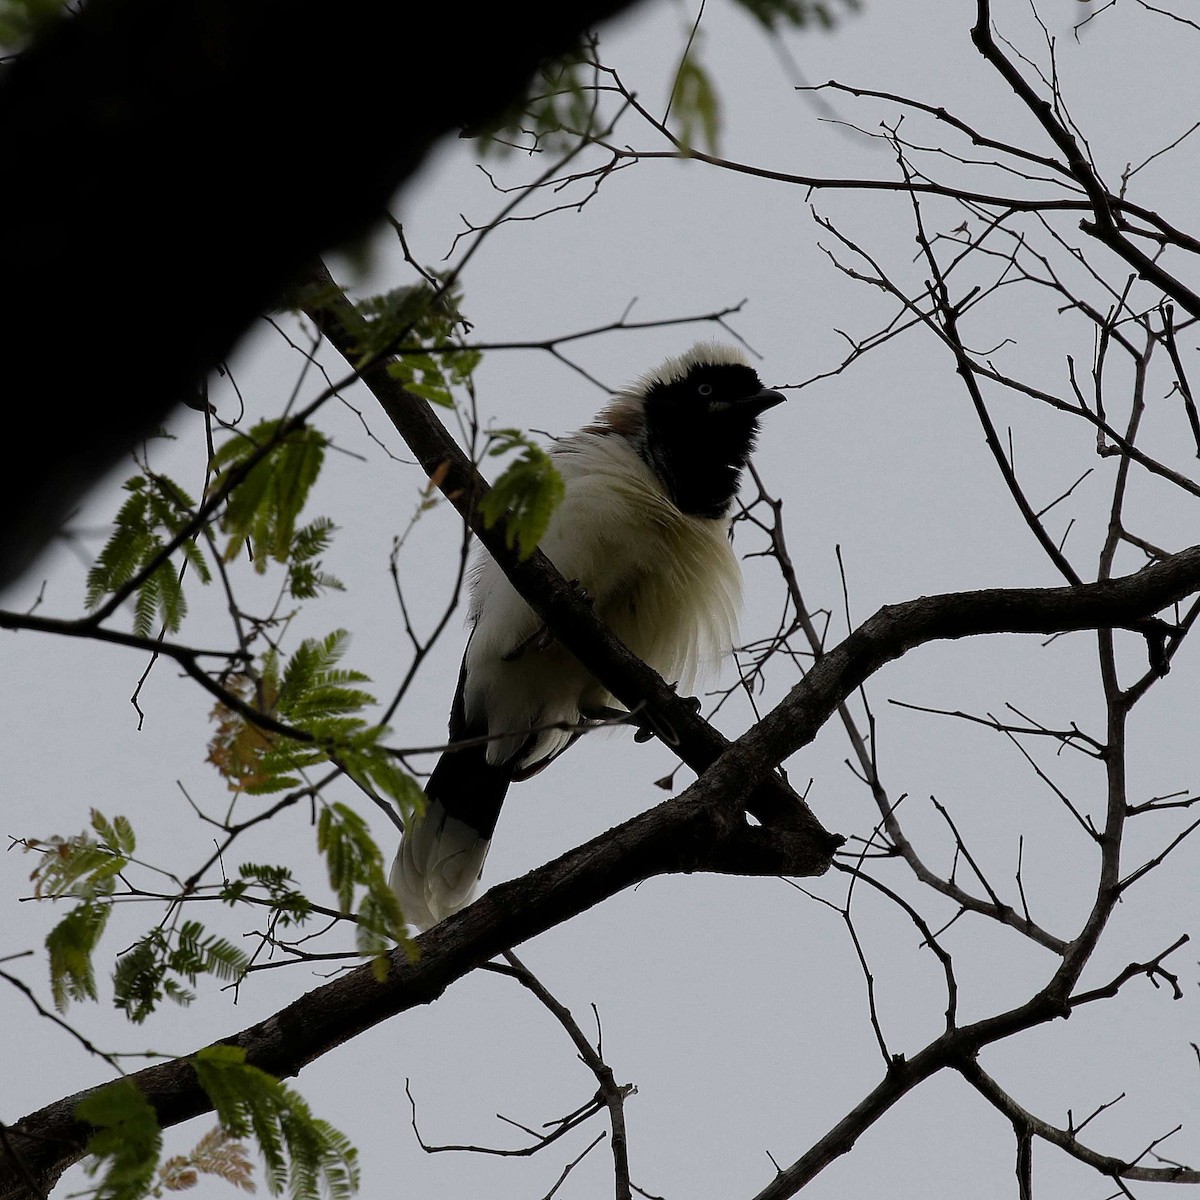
[
  {"left": 317, "top": 802, "right": 407, "bottom": 976},
  {"left": 355, "top": 278, "right": 478, "bottom": 408},
  {"left": 46, "top": 900, "right": 110, "bottom": 1011},
  {"left": 113, "top": 922, "right": 250, "bottom": 1024},
  {"left": 192, "top": 1046, "right": 360, "bottom": 1200},
  {"left": 735, "top": 0, "right": 861, "bottom": 31},
  {"left": 86, "top": 474, "right": 210, "bottom": 634},
  {"left": 287, "top": 515, "right": 343, "bottom": 599},
  {"left": 76, "top": 1080, "right": 162, "bottom": 1200},
  {"left": 468, "top": 43, "right": 601, "bottom": 157},
  {"left": 210, "top": 419, "right": 328, "bottom": 571},
  {"left": 206, "top": 632, "right": 424, "bottom": 823},
  {"left": 27, "top": 809, "right": 134, "bottom": 1011},
  {"left": 222, "top": 863, "right": 313, "bottom": 928},
  {"left": 478, "top": 429, "right": 564, "bottom": 561}
]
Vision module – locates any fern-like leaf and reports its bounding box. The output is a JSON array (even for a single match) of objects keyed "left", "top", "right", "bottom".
[
  {"left": 316, "top": 802, "right": 407, "bottom": 973},
  {"left": 27, "top": 809, "right": 134, "bottom": 1011},
  {"left": 205, "top": 634, "right": 423, "bottom": 822},
  {"left": 87, "top": 475, "right": 205, "bottom": 634},
  {"left": 355, "top": 278, "right": 478, "bottom": 399},
  {"left": 478, "top": 429, "right": 565, "bottom": 560},
  {"left": 222, "top": 864, "right": 313, "bottom": 928},
  {"left": 46, "top": 900, "right": 110, "bottom": 1010},
  {"left": 211, "top": 420, "right": 328, "bottom": 571},
  {"left": 114, "top": 923, "right": 250, "bottom": 1024},
  {"left": 669, "top": 54, "right": 721, "bottom": 155},
  {"left": 76, "top": 1080, "right": 162, "bottom": 1200},
  {"left": 156, "top": 1126, "right": 256, "bottom": 1195},
  {"left": 191, "top": 1047, "right": 360, "bottom": 1200}
]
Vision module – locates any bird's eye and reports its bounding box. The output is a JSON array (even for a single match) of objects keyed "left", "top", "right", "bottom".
[{"left": 697, "top": 383, "right": 713, "bottom": 397}]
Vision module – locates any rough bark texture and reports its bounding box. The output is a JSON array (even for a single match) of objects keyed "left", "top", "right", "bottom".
[
  {"left": 6, "top": 544, "right": 1200, "bottom": 1198},
  {"left": 2, "top": 785, "right": 826, "bottom": 1199}
]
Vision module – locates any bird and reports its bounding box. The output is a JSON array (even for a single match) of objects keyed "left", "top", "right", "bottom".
[{"left": 389, "top": 342, "right": 786, "bottom": 928}]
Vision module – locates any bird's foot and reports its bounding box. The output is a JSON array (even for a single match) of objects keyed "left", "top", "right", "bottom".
[{"left": 634, "top": 685, "right": 701, "bottom": 743}]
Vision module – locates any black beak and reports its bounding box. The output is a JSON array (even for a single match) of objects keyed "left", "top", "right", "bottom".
[{"left": 737, "top": 387, "right": 787, "bottom": 415}]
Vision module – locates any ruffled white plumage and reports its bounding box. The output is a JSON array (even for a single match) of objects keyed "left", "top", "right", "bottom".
[
  {"left": 388, "top": 803, "right": 490, "bottom": 929},
  {"left": 390, "top": 343, "right": 762, "bottom": 930},
  {"left": 464, "top": 430, "right": 741, "bottom": 771},
  {"left": 392, "top": 433, "right": 741, "bottom": 929}
]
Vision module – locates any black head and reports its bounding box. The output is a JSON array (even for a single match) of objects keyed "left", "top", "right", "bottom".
[{"left": 636, "top": 349, "right": 785, "bottom": 519}]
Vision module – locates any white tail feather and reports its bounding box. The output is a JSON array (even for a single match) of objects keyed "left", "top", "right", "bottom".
[{"left": 389, "top": 800, "right": 491, "bottom": 930}]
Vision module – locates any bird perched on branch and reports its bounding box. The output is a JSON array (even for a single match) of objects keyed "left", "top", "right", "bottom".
[{"left": 390, "top": 342, "right": 786, "bottom": 928}]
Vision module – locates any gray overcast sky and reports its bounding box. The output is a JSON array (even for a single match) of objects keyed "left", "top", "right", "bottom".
[{"left": 5, "top": 1, "right": 1200, "bottom": 1197}]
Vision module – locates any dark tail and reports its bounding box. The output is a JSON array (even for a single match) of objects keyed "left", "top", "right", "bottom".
[{"left": 389, "top": 742, "right": 514, "bottom": 929}]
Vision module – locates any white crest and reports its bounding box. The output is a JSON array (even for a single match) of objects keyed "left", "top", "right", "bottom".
[
  {"left": 597, "top": 342, "right": 753, "bottom": 432},
  {"left": 632, "top": 341, "right": 752, "bottom": 395}
]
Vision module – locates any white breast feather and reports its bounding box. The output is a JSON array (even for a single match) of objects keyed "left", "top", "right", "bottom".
[{"left": 463, "top": 431, "right": 741, "bottom": 769}]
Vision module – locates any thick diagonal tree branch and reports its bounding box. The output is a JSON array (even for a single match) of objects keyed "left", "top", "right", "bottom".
[
  {"left": 295, "top": 261, "right": 835, "bottom": 843},
  {"left": 7, "top": 541, "right": 1200, "bottom": 1198},
  {"left": 299, "top": 261, "right": 1200, "bottom": 827},
  {"left": 10, "top": 255, "right": 1200, "bottom": 1198},
  {"left": 741, "top": 556, "right": 1197, "bottom": 774}
]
